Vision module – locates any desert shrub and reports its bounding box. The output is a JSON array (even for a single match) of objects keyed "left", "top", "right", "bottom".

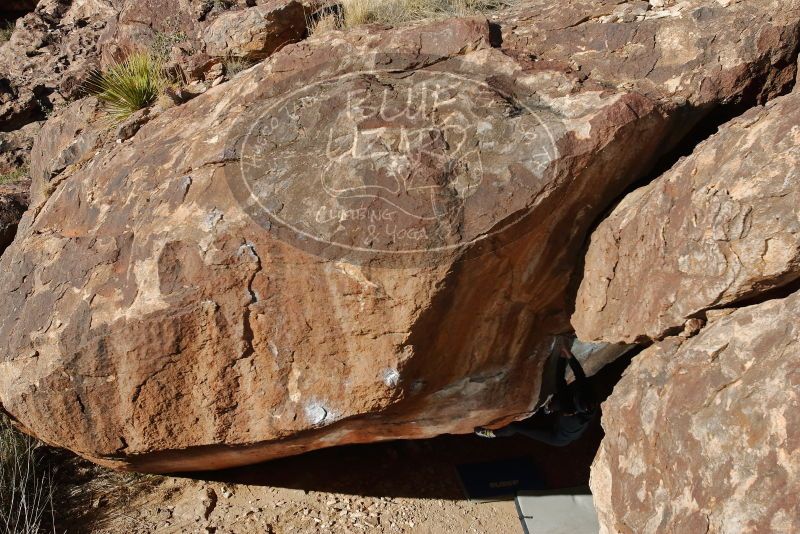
[
  {"left": 311, "top": 0, "right": 514, "bottom": 31},
  {"left": 203, "top": 0, "right": 234, "bottom": 9},
  {"left": 0, "top": 22, "right": 13, "bottom": 43},
  {"left": 87, "top": 53, "right": 168, "bottom": 122},
  {"left": 223, "top": 57, "right": 254, "bottom": 77},
  {"left": 307, "top": 12, "right": 340, "bottom": 35},
  {"left": 151, "top": 30, "right": 188, "bottom": 61},
  {"left": 0, "top": 167, "right": 27, "bottom": 185},
  {"left": 0, "top": 415, "right": 54, "bottom": 534}
]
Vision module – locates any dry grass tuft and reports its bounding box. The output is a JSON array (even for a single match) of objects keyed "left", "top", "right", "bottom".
[
  {"left": 0, "top": 415, "right": 54, "bottom": 534},
  {"left": 308, "top": 13, "right": 340, "bottom": 36},
  {"left": 223, "top": 57, "right": 254, "bottom": 78},
  {"left": 309, "top": 0, "right": 513, "bottom": 33}
]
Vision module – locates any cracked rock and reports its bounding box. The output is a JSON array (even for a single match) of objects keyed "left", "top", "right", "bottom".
[{"left": 574, "top": 89, "right": 800, "bottom": 343}]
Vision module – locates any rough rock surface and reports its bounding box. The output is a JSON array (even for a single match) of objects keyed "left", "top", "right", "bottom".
[
  {"left": 1, "top": 0, "right": 800, "bottom": 473},
  {"left": 591, "top": 290, "right": 800, "bottom": 533},
  {"left": 574, "top": 90, "right": 800, "bottom": 343},
  {"left": 202, "top": 0, "right": 308, "bottom": 60},
  {"left": 0, "top": 121, "right": 40, "bottom": 174},
  {"left": 29, "top": 96, "right": 106, "bottom": 207},
  {"left": 98, "top": 0, "right": 210, "bottom": 69},
  {"left": 0, "top": 0, "right": 115, "bottom": 131},
  {"left": 0, "top": 0, "right": 116, "bottom": 184}
]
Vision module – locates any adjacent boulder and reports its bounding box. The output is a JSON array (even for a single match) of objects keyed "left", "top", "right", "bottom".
[
  {"left": 500, "top": 0, "right": 800, "bottom": 108},
  {"left": 591, "top": 290, "right": 800, "bottom": 533},
  {"left": 573, "top": 90, "right": 800, "bottom": 343},
  {"left": 1, "top": 0, "right": 800, "bottom": 473},
  {"left": 202, "top": 0, "right": 307, "bottom": 60}
]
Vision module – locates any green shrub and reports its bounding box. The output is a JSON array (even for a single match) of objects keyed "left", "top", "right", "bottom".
[
  {"left": 87, "top": 53, "right": 168, "bottom": 122},
  {"left": 0, "top": 167, "right": 27, "bottom": 185},
  {"left": 0, "top": 22, "right": 13, "bottom": 43},
  {"left": 0, "top": 415, "right": 54, "bottom": 534}
]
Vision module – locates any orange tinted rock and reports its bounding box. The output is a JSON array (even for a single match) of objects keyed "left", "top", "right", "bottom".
[{"left": 1, "top": 0, "right": 800, "bottom": 473}]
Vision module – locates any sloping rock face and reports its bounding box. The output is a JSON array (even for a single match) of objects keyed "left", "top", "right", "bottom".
[
  {"left": 591, "top": 291, "right": 800, "bottom": 533},
  {"left": 1, "top": 0, "right": 800, "bottom": 473},
  {"left": 574, "top": 90, "right": 800, "bottom": 343},
  {"left": 29, "top": 96, "right": 106, "bottom": 206}
]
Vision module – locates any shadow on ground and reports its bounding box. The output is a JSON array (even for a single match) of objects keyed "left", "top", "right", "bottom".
[{"left": 188, "top": 352, "right": 635, "bottom": 500}]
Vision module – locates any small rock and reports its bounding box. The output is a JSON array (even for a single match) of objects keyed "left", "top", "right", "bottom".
[{"left": 114, "top": 108, "right": 152, "bottom": 141}]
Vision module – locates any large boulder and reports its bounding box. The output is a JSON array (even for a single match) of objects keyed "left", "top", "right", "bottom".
[
  {"left": 573, "top": 90, "right": 800, "bottom": 343},
  {"left": 1, "top": 0, "right": 800, "bottom": 473},
  {"left": 591, "top": 290, "right": 800, "bottom": 533}
]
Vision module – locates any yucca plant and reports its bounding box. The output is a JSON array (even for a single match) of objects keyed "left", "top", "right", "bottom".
[{"left": 87, "top": 52, "right": 167, "bottom": 122}]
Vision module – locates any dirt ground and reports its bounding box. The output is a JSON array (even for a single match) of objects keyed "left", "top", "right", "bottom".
[
  {"left": 81, "top": 476, "right": 519, "bottom": 534},
  {"left": 57, "top": 411, "right": 599, "bottom": 534}
]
